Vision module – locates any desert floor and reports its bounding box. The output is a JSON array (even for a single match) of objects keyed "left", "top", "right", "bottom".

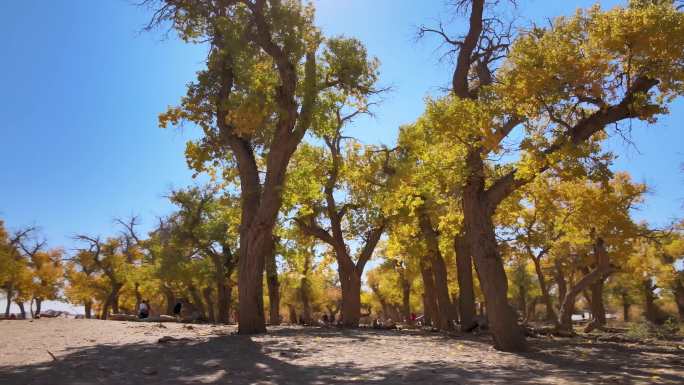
[{"left": 0, "top": 318, "right": 682, "bottom": 385}]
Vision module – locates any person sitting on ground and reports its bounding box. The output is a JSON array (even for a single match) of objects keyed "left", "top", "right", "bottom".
[{"left": 138, "top": 300, "right": 149, "bottom": 319}]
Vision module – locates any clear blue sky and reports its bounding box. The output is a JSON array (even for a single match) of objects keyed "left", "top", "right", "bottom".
[{"left": 1, "top": 0, "right": 682, "bottom": 254}]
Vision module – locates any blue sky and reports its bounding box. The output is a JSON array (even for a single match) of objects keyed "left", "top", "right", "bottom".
[{"left": 1, "top": 0, "right": 682, "bottom": 257}]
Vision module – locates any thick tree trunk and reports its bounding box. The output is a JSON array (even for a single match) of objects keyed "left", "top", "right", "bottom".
[
  {"left": 531, "top": 257, "right": 558, "bottom": 323},
  {"left": 554, "top": 259, "right": 567, "bottom": 307},
  {"left": 339, "top": 266, "right": 362, "bottom": 327},
  {"left": 288, "top": 305, "right": 298, "bottom": 324},
  {"left": 84, "top": 301, "right": 92, "bottom": 319},
  {"left": 265, "top": 238, "right": 281, "bottom": 325},
  {"left": 455, "top": 235, "right": 476, "bottom": 331},
  {"left": 420, "top": 257, "right": 440, "bottom": 328},
  {"left": 203, "top": 286, "right": 216, "bottom": 323},
  {"left": 101, "top": 297, "right": 111, "bottom": 320},
  {"left": 237, "top": 223, "right": 271, "bottom": 334},
  {"left": 463, "top": 154, "right": 526, "bottom": 351}
]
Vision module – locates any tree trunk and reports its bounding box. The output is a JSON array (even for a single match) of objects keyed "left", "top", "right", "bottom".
[
  {"left": 237, "top": 225, "right": 270, "bottom": 334},
  {"left": 188, "top": 284, "right": 206, "bottom": 320},
  {"left": 134, "top": 283, "right": 142, "bottom": 316},
  {"left": 4, "top": 287, "right": 13, "bottom": 317},
  {"left": 401, "top": 280, "right": 411, "bottom": 323},
  {"left": 643, "top": 279, "right": 660, "bottom": 323},
  {"left": 84, "top": 301, "right": 92, "bottom": 319},
  {"left": 674, "top": 278, "right": 684, "bottom": 322},
  {"left": 288, "top": 305, "right": 298, "bottom": 324},
  {"left": 35, "top": 298, "right": 42, "bottom": 317},
  {"left": 265, "top": 237, "right": 281, "bottom": 325},
  {"left": 420, "top": 257, "right": 440, "bottom": 328},
  {"left": 554, "top": 259, "right": 567, "bottom": 307},
  {"left": 621, "top": 292, "right": 631, "bottom": 322},
  {"left": 101, "top": 297, "right": 111, "bottom": 320},
  {"left": 557, "top": 238, "right": 613, "bottom": 332},
  {"left": 418, "top": 208, "right": 457, "bottom": 330},
  {"left": 162, "top": 285, "right": 176, "bottom": 316},
  {"left": 210, "top": 253, "right": 232, "bottom": 324},
  {"left": 29, "top": 298, "right": 34, "bottom": 318},
  {"left": 455, "top": 235, "right": 476, "bottom": 331},
  {"left": 203, "top": 286, "right": 216, "bottom": 323},
  {"left": 589, "top": 280, "right": 606, "bottom": 327},
  {"left": 339, "top": 266, "right": 362, "bottom": 327},
  {"left": 17, "top": 302, "right": 26, "bottom": 319},
  {"left": 532, "top": 256, "right": 558, "bottom": 324}
]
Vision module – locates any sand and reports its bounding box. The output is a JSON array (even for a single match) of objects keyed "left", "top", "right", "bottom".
[{"left": 0, "top": 318, "right": 682, "bottom": 385}]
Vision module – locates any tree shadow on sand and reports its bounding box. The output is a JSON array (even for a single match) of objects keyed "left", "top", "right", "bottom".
[{"left": 0, "top": 327, "right": 682, "bottom": 385}]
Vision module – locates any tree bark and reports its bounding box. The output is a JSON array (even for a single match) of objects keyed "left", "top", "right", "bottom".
[
  {"left": 35, "top": 298, "right": 42, "bottom": 317},
  {"left": 339, "top": 265, "right": 362, "bottom": 327},
  {"left": 300, "top": 253, "right": 312, "bottom": 324},
  {"left": 162, "top": 285, "right": 176, "bottom": 316},
  {"left": 589, "top": 280, "right": 606, "bottom": 327},
  {"left": 642, "top": 279, "right": 662, "bottom": 324},
  {"left": 401, "top": 278, "right": 411, "bottom": 323},
  {"left": 621, "top": 292, "right": 631, "bottom": 322},
  {"left": 265, "top": 237, "right": 281, "bottom": 325},
  {"left": 455, "top": 234, "right": 476, "bottom": 331}
]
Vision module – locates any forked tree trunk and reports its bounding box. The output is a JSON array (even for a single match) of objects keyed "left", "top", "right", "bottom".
[
  {"left": 557, "top": 238, "right": 613, "bottom": 332},
  {"left": 203, "top": 286, "right": 216, "bottom": 323},
  {"left": 455, "top": 235, "right": 476, "bottom": 331},
  {"left": 265, "top": 238, "right": 281, "bottom": 325},
  {"left": 463, "top": 153, "right": 527, "bottom": 351},
  {"left": 237, "top": 220, "right": 273, "bottom": 334}
]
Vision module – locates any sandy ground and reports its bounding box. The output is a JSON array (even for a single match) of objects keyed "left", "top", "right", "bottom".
[{"left": 0, "top": 318, "right": 683, "bottom": 385}]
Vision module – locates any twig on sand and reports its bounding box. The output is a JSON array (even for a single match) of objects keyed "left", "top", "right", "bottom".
[{"left": 46, "top": 350, "right": 58, "bottom": 361}]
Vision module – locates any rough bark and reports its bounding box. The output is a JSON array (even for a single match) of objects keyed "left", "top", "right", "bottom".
[
  {"left": 162, "top": 285, "right": 176, "bottom": 316},
  {"left": 621, "top": 292, "right": 631, "bottom": 322},
  {"left": 400, "top": 277, "right": 411, "bottom": 322},
  {"left": 339, "top": 266, "right": 362, "bottom": 327},
  {"left": 589, "top": 280, "right": 606, "bottom": 327},
  {"left": 455, "top": 234, "right": 476, "bottom": 331},
  {"left": 4, "top": 288, "right": 13, "bottom": 317}
]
